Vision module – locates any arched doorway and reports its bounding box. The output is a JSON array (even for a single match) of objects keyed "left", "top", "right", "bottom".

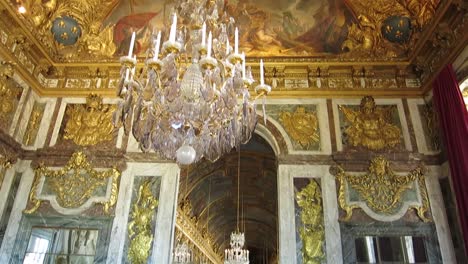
[{"left": 179, "top": 134, "right": 278, "bottom": 263}]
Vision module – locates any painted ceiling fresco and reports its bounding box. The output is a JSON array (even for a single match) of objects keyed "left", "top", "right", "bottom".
[{"left": 13, "top": 0, "right": 439, "bottom": 60}]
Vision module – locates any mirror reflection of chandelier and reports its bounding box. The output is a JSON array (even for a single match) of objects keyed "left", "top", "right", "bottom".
[{"left": 113, "top": 0, "right": 270, "bottom": 165}]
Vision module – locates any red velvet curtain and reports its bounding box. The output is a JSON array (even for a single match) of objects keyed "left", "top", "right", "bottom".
[{"left": 432, "top": 65, "right": 468, "bottom": 254}]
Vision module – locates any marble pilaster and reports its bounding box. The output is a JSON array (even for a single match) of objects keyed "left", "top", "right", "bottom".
[
  {"left": 106, "top": 162, "right": 180, "bottom": 264},
  {"left": 0, "top": 160, "right": 34, "bottom": 264},
  {"left": 278, "top": 164, "right": 342, "bottom": 264},
  {"left": 425, "top": 165, "right": 456, "bottom": 263}
]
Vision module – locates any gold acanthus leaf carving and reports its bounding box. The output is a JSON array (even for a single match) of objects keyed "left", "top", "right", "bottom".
[
  {"left": 23, "top": 151, "right": 121, "bottom": 214},
  {"left": 339, "top": 96, "right": 401, "bottom": 150},
  {"left": 128, "top": 179, "right": 159, "bottom": 264},
  {"left": 296, "top": 180, "right": 325, "bottom": 264},
  {"left": 63, "top": 94, "right": 116, "bottom": 146},
  {"left": 279, "top": 106, "right": 319, "bottom": 149},
  {"left": 335, "top": 156, "right": 431, "bottom": 222}
]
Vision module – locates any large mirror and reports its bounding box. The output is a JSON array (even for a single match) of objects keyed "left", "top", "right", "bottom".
[
  {"left": 23, "top": 227, "right": 98, "bottom": 264},
  {"left": 355, "top": 236, "right": 428, "bottom": 264}
]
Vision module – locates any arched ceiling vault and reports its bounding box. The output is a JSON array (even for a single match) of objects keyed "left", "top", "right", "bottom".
[{"left": 180, "top": 134, "right": 278, "bottom": 259}]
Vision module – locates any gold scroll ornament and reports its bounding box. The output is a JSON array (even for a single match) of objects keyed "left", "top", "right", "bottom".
[
  {"left": 296, "top": 180, "right": 325, "bottom": 264},
  {"left": 128, "top": 179, "right": 159, "bottom": 264},
  {"left": 339, "top": 96, "right": 401, "bottom": 151},
  {"left": 279, "top": 106, "right": 319, "bottom": 149},
  {"left": 24, "top": 151, "right": 120, "bottom": 214},
  {"left": 336, "top": 156, "right": 431, "bottom": 222},
  {"left": 63, "top": 94, "right": 116, "bottom": 146}
]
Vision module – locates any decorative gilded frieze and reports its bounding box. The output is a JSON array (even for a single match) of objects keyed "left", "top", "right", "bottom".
[
  {"left": 334, "top": 156, "right": 431, "bottom": 222},
  {"left": 279, "top": 106, "right": 319, "bottom": 149},
  {"left": 63, "top": 94, "right": 116, "bottom": 146},
  {"left": 23, "top": 102, "right": 45, "bottom": 146},
  {"left": 24, "top": 151, "right": 121, "bottom": 215},
  {"left": 339, "top": 96, "right": 401, "bottom": 150},
  {"left": 296, "top": 180, "right": 325, "bottom": 264},
  {"left": 128, "top": 179, "right": 159, "bottom": 264}
]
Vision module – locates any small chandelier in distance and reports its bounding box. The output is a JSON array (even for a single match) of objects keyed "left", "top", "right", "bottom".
[
  {"left": 113, "top": 5, "right": 270, "bottom": 165},
  {"left": 225, "top": 231, "right": 249, "bottom": 264},
  {"left": 173, "top": 241, "right": 192, "bottom": 264}
]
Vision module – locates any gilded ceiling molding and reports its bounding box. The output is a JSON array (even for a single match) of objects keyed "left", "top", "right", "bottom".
[
  {"left": 176, "top": 198, "right": 223, "bottom": 264},
  {"left": 296, "top": 180, "right": 325, "bottom": 264},
  {"left": 23, "top": 151, "right": 121, "bottom": 215},
  {"left": 334, "top": 156, "right": 431, "bottom": 222},
  {"left": 339, "top": 96, "right": 402, "bottom": 151},
  {"left": 279, "top": 106, "right": 319, "bottom": 149},
  {"left": 128, "top": 179, "right": 159, "bottom": 264},
  {"left": 63, "top": 94, "right": 116, "bottom": 146}
]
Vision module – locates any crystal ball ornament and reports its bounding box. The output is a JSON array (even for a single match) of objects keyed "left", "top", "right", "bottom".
[{"left": 176, "top": 145, "right": 197, "bottom": 165}]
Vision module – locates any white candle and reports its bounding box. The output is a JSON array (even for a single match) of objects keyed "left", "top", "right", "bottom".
[
  {"left": 207, "top": 31, "right": 212, "bottom": 57},
  {"left": 226, "top": 37, "right": 230, "bottom": 55},
  {"left": 260, "top": 59, "right": 264, "bottom": 85},
  {"left": 128, "top": 31, "right": 136, "bottom": 57},
  {"left": 154, "top": 31, "right": 161, "bottom": 59},
  {"left": 125, "top": 68, "right": 129, "bottom": 81},
  {"left": 131, "top": 67, "right": 135, "bottom": 80},
  {"left": 242, "top": 52, "right": 246, "bottom": 79},
  {"left": 202, "top": 22, "right": 206, "bottom": 46},
  {"left": 234, "top": 27, "right": 238, "bottom": 54},
  {"left": 169, "top": 13, "right": 177, "bottom": 42}
]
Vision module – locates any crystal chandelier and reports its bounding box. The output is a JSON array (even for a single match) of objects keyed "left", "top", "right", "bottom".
[
  {"left": 113, "top": 0, "right": 270, "bottom": 165},
  {"left": 173, "top": 242, "right": 192, "bottom": 264},
  {"left": 225, "top": 148, "right": 249, "bottom": 264}
]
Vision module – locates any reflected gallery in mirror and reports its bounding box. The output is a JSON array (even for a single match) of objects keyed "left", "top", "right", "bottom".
[
  {"left": 355, "top": 236, "right": 428, "bottom": 264},
  {"left": 23, "top": 228, "right": 98, "bottom": 264}
]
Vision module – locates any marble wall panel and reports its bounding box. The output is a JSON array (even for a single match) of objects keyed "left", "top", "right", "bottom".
[
  {"left": 13, "top": 91, "right": 56, "bottom": 150},
  {"left": 407, "top": 98, "right": 441, "bottom": 155}
]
